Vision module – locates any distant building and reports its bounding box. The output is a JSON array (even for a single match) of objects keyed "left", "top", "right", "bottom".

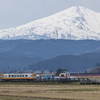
[{"left": 59, "top": 72, "right": 70, "bottom": 77}]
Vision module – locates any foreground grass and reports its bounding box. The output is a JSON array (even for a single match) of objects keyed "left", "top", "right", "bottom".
[
  {"left": 53, "top": 88, "right": 99, "bottom": 92},
  {"left": 0, "top": 96, "right": 55, "bottom": 100},
  {"left": 0, "top": 81, "right": 81, "bottom": 87},
  {"left": 0, "top": 83, "right": 100, "bottom": 100}
]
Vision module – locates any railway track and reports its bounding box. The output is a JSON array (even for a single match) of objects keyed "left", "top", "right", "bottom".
[{"left": 0, "top": 77, "right": 89, "bottom": 83}]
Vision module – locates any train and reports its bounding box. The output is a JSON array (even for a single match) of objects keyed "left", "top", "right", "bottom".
[{"left": 2, "top": 73, "right": 35, "bottom": 81}]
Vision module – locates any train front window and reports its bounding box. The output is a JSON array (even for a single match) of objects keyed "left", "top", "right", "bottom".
[{"left": 4, "top": 75, "right": 7, "bottom": 78}]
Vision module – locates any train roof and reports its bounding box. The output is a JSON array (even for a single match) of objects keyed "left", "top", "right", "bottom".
[{"left": 3, "top": 73, "right": 34, "bottom": 74}]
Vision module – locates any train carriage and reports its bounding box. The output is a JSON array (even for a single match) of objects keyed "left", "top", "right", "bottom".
[{"left": 2, "top": 73, "right": 35, "bottom": 81}]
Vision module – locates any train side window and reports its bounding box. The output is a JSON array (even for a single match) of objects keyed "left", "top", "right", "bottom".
[
  {"left": 15, "top": 75, "right": 16, "bottom": 77},
  {"left": 21, "top": 75, "right": 23, "bottom": 77},
  {"left": 22, "top": 75, "right": 24, "bottom": 77},
  {"left": 20, "top": 75, "right": 21, "bottom": 77},
  {"left": 25, "top": 75, "right": 27, "bottom": 77},
  {"left": 9, "top": 75, "right": 10, "bottom": 77},
  {"left": 17, "top": 75, "right": 19, "bottom": 77},
  {"left": 12, "top": 75, "right": 13, "bottom": 77}
]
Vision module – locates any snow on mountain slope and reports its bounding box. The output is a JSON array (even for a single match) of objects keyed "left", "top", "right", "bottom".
[{"left": 0, "top": 6, "right": 100, "bottom": 40}]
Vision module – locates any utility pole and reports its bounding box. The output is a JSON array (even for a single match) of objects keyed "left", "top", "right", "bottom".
[
  {"left": 78, "top": 66, "right": 79, "bottom": 78},
  {"left": 8, "top": 65, "right": 9, "bottom": 73}
]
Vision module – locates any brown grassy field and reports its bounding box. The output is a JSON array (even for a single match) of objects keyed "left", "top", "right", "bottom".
[{"left": 0, "top": 82, "right": 100, "bottom": 100}]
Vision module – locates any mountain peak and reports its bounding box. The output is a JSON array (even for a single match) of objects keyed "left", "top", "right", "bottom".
[
  {"left": 70, "top": 6, "right": 86, "bottom": 10},
  {"left": 0, "top": 6, "right": 100, "bottom": 40},
  {"left": 67, "top": 6, "right": 91, "bottom": 16}
]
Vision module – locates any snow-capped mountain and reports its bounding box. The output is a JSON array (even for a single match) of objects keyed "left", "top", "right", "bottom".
[{"left": 0, "top": 6, "right": 100, "bottom": 40}]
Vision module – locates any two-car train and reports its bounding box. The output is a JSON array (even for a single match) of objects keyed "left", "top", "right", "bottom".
[{"left": 2, "top": 73, "right": 35, "bottom": 81}]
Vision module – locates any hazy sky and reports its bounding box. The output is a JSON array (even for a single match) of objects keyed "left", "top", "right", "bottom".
[{"left": 0, "top": 0, "right": 100, "bottom": 30}]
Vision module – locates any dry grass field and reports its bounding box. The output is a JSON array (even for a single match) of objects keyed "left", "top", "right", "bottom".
[{"left": 0, "top": 82, "right": 100, "bottom": 100}]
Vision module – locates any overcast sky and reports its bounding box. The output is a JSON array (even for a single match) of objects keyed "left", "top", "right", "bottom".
[{"left": 0, "top": 0, "right": 100, "bottom": 30}]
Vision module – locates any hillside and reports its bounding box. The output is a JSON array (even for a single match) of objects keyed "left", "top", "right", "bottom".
[
  {"left": 0, "top": 55, "right": 44, "bottom": 72},
  {"left": 90, "top": 63, "right": 100, "bottom": 73},
  {"left": 28, "top": 53, "right": 100, "bottom": 72},
  {"left": 0, "top": 39, "right": 100, "bottom": 59},
  {"left": 0, "top": 39, "right": 100, "bottom": 72}
]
